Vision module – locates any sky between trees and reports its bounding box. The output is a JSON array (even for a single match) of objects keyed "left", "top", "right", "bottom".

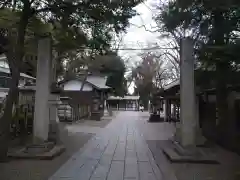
[{"left": 119, "top": 0, "right": 172, "bottom": 94}]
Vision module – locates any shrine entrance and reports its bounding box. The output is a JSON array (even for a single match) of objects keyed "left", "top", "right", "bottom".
[{"left": 107, "top": 96, "right": 140, "bottom": 111}]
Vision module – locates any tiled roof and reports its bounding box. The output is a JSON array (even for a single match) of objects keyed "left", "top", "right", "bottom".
[
  {"left": 58, "top": 75, "right": 111, "bottom": 90},
  {"left": 86, "top": 76, "right": 110, "bottom": 89},
  {"left": 0, "top": 67, "right": 35, "bottom": 80},
  {"left": 108, "top": 96, "right": 140, "bottom": 100},
  {"left": 163, "top": 79, "right": 180, "bottom": 90}
]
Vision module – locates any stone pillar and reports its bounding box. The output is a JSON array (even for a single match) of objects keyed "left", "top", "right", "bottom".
[
  {"left": 33, "top": 37, "right": 52, "bottom": 142},
  {"left": 195, "top": 97, "right": 199, "bottom": 128},
  {"left": 48, "top": 94, "right": 60, "bottom": 143},
  {"left": 104, "top": 99, "right": 108, "bottom": 116},
  {"left": 148, "top": 100, "right": 151, "bottom": 112},
  {"left": 195, "top": 96, "right": 206, "bottom": 145},
  {"left": 227, "top": 92, "right": 237, "bottom": 144},
  {"left": 125, "top": 100, "right": 127, "bottom": 110},
  {"left": 180, "top": 38, "right": 197, "bottom": 147},
  {"left": 168, "top": 100, "right": 171, "bottom": 121},
  {"left": 136, "top": 100, "right": 139, "bottom": 111},
  {"left": 164, "top": 99, "right": 168, "bottom": 121},
  {"left": 173, "top": 103, "right": 176, "bottom": 120}
]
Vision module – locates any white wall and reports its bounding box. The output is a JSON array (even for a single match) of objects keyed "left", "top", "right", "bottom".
[
  {"left": 0, "top": 56, "right": 9, "bottom": 68},
  {"left": 63, "top": 80, "right": 93, "bottom": 91}
]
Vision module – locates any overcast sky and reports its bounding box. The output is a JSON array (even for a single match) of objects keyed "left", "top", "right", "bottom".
[
  {"left": 119, "top": 0, "right": 161, "bottom": 94},
  {"left": 118, "top": 0, "right": 159, "bottom": 61}
]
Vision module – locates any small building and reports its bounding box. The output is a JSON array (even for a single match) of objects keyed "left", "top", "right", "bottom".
[
  {"left": 0, "top": 56, "right": 36, "bottom": 101},
  {"left": 154, "top": 80, "right": 180, "bottom": 122},
  {"left": 107, "top": 96, "right": 140, "bottom": 111},
  {"left": 157, "top": 73, "right": 240, "bottom": 153},
  {"left": 59, "top": 74, "right": 111, "bottom": 120}
]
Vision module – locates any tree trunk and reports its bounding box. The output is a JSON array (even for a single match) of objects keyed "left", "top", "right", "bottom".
[
  {"left": 80, "top": 72, "right": 88, "bottom": 91},
  {"left": 213, "top": 9, "right": 229, "bottom": 145},
  {"left": 0, "top": 72, "right": 19, "bottom": 161},
  {"left": 0, "top": 2, "right": 30, "bottom": 161},
  {"left": 216, "top": 62, "right": 229, "bottom": 144}
]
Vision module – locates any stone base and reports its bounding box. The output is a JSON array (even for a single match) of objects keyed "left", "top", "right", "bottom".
[
  {"left": 101, "top": 116, "right": 112, "bottom": 121},
  {"left": 108, "top": 109, "right": 113, "bottom": 116},
  {"left": 162, "top": 142, "right": 219, "bottom": 164},
  {"left": 196, "top": 140, "right": 215, "bottom": 148},
  {"left": 8, "top": 142, "right": 65, "bottom": 160},
  {"left": 195, "top": 128, "right": 207, "bottom": 146},
  {"left": 48, "top": 122, "right": 60, "bottom": 144},
  {"left": 174, "top": 126, "right": 207, "bottom": 147},
  {"left": 91, "top": 112, "right": 101, "bottom": 121},
  {"left": 148, "top": 114, "right": 164, "bottom": 122},
  {"left": 103, "top": 110, "right": 109, "bottom": 116}
]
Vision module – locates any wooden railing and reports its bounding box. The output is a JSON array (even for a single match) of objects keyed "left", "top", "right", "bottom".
[{"left": 58, "top": 103, "right": 90, "bottom": 122}]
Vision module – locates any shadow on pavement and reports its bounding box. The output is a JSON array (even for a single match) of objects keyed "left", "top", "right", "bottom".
[{"left": 0, "top": 123, "right": 93, "bottom": 180}]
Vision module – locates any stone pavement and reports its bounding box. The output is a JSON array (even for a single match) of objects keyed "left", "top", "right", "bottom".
[
  {"left": 49, "top": 111, "right": 163, "bottom": 180},
  {"left": 137, "top": 112, "right": 240, "bottom": 180}
]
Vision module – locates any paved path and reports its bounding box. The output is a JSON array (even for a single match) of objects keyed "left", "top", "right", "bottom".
[{"left": 49, "top": 111, "right": 163, "bottom": 180}]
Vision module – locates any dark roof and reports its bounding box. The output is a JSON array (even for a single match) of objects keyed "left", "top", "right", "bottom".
[
  {"left": 0, "top": 66, "right": 35, "bottom": 79},
  {"left": 108, "top": 96, "right": 140, "bottom": 100},
  {"left": 58, "top": 75, "right": 111, "bottom": 90}
]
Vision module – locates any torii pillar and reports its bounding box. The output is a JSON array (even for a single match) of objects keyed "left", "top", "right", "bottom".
[
  {"left": 179, "top": 37, "right": 197, "bottom": 146},
  {"left": 164, "top": 38, "right": 216, "bottom": 164},
  {"left": 33, "top": 36, "right": 59, "bottom": 143}
]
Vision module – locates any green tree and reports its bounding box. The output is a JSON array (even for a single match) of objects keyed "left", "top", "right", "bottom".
[
  {"left": 64, "top": 51, "right": 127, "bottom": 96},
  {"left": 98, "top": 52, "right": 127, "bottom": 97},
  {"left": 155, "top": 0, "right": 240, "bottom": 142},
  {"left": 0, "top": 0, "right": 142, "bottom": 161},
  {"left": 132, "top": 52, "right": 167, "bottom": 108}
]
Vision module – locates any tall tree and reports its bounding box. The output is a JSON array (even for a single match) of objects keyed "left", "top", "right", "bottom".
[
  {"left": 132, "top": 52, "right": 168, "bottom": 108},
  {"left": 153, "top": 0, "right": 205, "bottom": 77},
  {"left": 98, "top": 52, "right": 127, "bottom": 97},
  {"left": 0, "top": 0, "right": 142, "bottom": 161},
  {"left": 156, "top": 0, "right": 240, "bottom": 142},
  {"left": 64, "top": 51, "right": 127, "bottom": 96}
]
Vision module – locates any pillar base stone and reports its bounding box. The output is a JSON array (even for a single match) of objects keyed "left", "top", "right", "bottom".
[
  {"left": 173, "top": 124, "right": 206, "bottom": 146},
  {"left": 103, "top": 109, "right": 109, "bottom": 117},
  {"left": 162, "top": 141, "right": 219, "bottom": 164},
  {"left": 48, "top": 122, "right": 60, "bottom": 144},
  {"left": 166, "top": 125, "right": 217, "bottom": 164},
  {"left": 196, "top": 128, "right": 207, "bottom": 146},
  {"left": 173, "top": 123, "right": 181, "bottom": 142},
  {"left": 8, "top": 142, "right": 65, "bottom": 160}
]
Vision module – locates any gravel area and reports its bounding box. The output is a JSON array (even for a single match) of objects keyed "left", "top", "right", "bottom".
[
  {"left": 0, "top": 112, "right": 116, "bottom": 180},
  {"left": 76, "top": 118, "right": 113, "bottom": 128},
  {"left": 0, "top": 123, "right": 93, "bottom": 180}
]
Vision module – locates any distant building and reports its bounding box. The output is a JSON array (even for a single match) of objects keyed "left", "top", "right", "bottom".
[
  {"left": 0, "top": 55, "right": 36, "bottom": 101},
  {"left": 59, "top": 74, "right": 111, "bottom": 120},
  {"left": 107, "top": 96, "right": 140, "bottom": 111},
  {"left": 157, "top": 76, "right": 240, "bottom": 153}
]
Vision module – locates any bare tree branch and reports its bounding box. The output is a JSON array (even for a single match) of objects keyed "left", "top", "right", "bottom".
[
  {"left": 30, "top": 0, "right": 35, "bottom": 5},
  {"left": 163, "top": 51, "right": 179, "bottom": 64},
  {"left": 130, "top": 23, "right": 160, "bottom": 33}
]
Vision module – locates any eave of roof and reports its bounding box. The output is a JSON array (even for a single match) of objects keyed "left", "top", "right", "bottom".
[
  {"left": 0, "top": 67, "right": 35, "bottom": 80},
  {"left": 108, "top": 96, "right": 140, "bottom": 100},
  {"left": 58, "top": 76, "right": 111, "bottom": 90},
  {"left": 163, "top": 79, "right": 180, "bottom": 91}
]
